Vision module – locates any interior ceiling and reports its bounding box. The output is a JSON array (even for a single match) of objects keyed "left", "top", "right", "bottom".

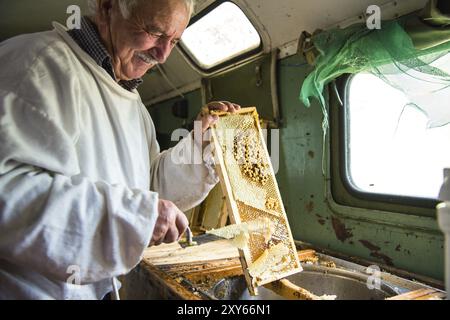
[
  {"left": 239, "top": 0, "right": 428, "bottom": 50},
  {"left": 142, "top": 0, "right": 428, "bottom": 103},
  {"left": 0, "top": 0, "right": 429, "bottom": 103}
]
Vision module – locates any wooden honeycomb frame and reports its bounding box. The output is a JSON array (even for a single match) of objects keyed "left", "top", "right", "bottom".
[{"left": 210, "top": 107, "right": 302, "bottom": 295}]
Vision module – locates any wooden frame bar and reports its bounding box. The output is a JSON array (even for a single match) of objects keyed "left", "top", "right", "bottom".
[{"left": 210, "top": 107, "right": 302, "bottom": 295}]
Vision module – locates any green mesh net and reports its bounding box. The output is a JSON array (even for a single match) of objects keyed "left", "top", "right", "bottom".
[{"left": 299, "top": 19, "right": 450, "bottom": 131}]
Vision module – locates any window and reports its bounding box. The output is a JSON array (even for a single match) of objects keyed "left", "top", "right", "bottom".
[
  {"left": 180, "top": 1, "right": 261, "bottom": 70},
  {"left": 345, "top": 54, "right": 450, "bottom": 200}
]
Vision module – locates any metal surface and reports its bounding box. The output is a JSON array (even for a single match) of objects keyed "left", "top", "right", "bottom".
[
  {"left": 298, "top": 241, "right": 445, "bottom": 291},
  {"left": 186, "top": 227, "right": 194, "bottom": 245},
  {"left": 210, "top": 265, "right": 398, "bottom": 300},
  {"left": 206, "top": 55, "right": 278, "bottom": 123}
]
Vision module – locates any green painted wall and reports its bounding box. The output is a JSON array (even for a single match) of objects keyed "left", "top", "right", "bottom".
[
  {"left": 0, "top": 1, "right": 89, "bottom": 41},
  {"left": 147, "top": 90, "right": 203, "bottom": 151},
  {"left": 147, "top": 53, "right": 445, "bottom": 282},
  {"left": 276, "top": 54, "right": 444, "bottom": 281}
]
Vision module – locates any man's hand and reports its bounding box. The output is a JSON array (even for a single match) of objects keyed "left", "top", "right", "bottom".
[
  {"left": 150, "top": 199, "right": 189, "bottom": 246},
  {"left": 197, "top": 101, "right": 241, "bottom": 133}
]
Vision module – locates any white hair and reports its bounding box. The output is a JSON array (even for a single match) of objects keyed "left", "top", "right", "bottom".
[{"left": 87, "top": 0, "right": 195, "bottom": 19}]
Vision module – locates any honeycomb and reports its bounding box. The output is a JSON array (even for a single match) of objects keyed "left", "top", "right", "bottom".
[
  {"left": 207, "top": 217, "right": 274, "bottom": 249},
  {"left": 265, "top": 197, "right": 279, "bottom": 211},
  {"left": 233, "top": 130, "right": 270, "bottom": 185},
  {"left": 211, "top": 107, "right": 302, "bottom": 292}
]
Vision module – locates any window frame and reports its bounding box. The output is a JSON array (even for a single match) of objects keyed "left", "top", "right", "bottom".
[
  {"left": 330, "top": 75, "right": 438, "bottom": 217},
  {"left": 178, "top": 0, "right": 264, "bottom": 74}
]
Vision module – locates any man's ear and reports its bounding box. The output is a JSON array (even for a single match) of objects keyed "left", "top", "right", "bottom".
[{"left": 96, "top": 0, "right": 114, "bottom": 23}]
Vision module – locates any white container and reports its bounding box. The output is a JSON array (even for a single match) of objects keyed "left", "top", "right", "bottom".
[
  {"left": 439, "top": 168, "right": 450, "bottom": 201},
  {"left": 437, "top": 168, "right": 450, "bottom": 300}
]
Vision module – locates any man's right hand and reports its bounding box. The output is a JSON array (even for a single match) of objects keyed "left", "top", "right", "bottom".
[{"left": 150, "top": 199, "right": 189, "bottom": 246}]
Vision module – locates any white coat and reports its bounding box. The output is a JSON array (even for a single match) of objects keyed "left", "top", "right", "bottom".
[{"left": 0, "top": 23, "right": 218, "bottom": 299}]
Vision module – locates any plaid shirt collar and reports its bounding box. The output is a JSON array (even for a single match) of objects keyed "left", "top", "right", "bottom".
[{"left": 67, "top": 17, "right": 143, "bottom": 91}]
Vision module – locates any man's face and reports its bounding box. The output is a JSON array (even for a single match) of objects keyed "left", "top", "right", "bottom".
[{"left": 106, "top": 0, "right": 190, "bottom": 80}]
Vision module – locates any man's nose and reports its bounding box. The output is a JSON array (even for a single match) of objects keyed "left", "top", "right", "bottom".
[{"left": 153, "top": 38, "right": 173, "bottom": 64}]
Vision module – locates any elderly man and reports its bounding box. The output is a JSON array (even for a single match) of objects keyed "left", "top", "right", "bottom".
[{"left": 0, "top": 0, "right": 239, "bottom": 299}]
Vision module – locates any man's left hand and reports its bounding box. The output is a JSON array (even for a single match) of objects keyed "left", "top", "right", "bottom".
[{"left": 197, "top": 101, "right": 241, "bottom": 133}]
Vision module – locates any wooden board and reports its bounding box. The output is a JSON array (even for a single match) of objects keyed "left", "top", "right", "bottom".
[
  {"left": 386, "top": 288, "right": 446, "bottom": 300},
  {"left": 143, "top": 239, "right": 239, "bottom": 266},
  {"left": 210, "top": 107, "right": 302, "bottom": 295}
]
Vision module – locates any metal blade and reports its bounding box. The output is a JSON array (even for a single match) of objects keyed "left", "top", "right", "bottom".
[{"left": 179, "top": 233, "right": 226, "bottom": 248}]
